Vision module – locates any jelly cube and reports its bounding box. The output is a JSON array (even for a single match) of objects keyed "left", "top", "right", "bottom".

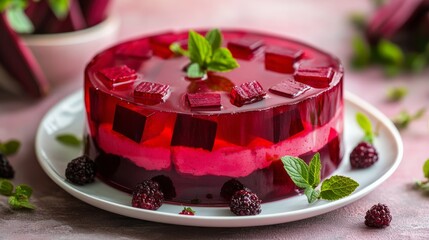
[
  {"left": 265, "top": 46, "right": 303, "bottom": 73},
  {"left": 98, "top": 65, "right": 137, "bottom": 89},
  {"left": 230, "top": 80, "right": 266, "bottom": 107},
  {"left": 171, "top": 114, "right": 217, "bottom": 151},
  {"left": 134, "top": 81, "right": 170, "bottom": 104},
  {"left": 115, "top": 40, "right": 152, "bottom": 59},
  {"left": 187, "top": 93, "right": 221, "bottom": 110},
  {"left": 112, "top": 105, "right": 146, "bottom": 143},
  {"left": 227, "top": 38, "right": 264, "bottom": 60},
  {"left": 269, "top": 77, "right": 310, "bottom": 98},
  {"left": 294, "top": 67, "right": 334, "bottom": 88}
]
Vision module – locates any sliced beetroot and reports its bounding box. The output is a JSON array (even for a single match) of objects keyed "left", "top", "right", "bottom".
[
  {"left": 134, "top": 81, "right": 170, "bottom": 104},
  {"left": 230, "top": 81, "right": 266, "bottom": 107},
  {"left": 79, "top": 0, "right": 110, "bottom": 27},
  {"left": 98, "top": 65, "right": 137, "bottom": 89},
  {"left": 0, "top": 14, "right": 48, "bottom": 98},
  {"left": 269, "top": 77, "right": 310, "bottom": 98},
  {"left": 186, "top": 93, "right": 222, "bottom": 110},
  {"left": 264, "top": 46, "right": 303, "bottom": 73},
  {"left": 227, "top": 38, "right": 264, "bottom": 59},
  {"left": 294, "top": 67, "right": 334, "bottom": 88},
  {"left": 116, "top": 40, "right": 152, "bottom": 59},
  {"left": 171, "top": 114, "right": 217, "bottom": 151},
  {"left": 112, "top": 105, "right": 147, "bottom": 143}
]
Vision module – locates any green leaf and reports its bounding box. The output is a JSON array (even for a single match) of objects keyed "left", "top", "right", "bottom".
[
  {"left": 405, "top": 53, "right": 426, "bottom": 73},
  {"left": 423, "top": 159, "right": 429, "bottom": 179},
  {"left": 188, "top": 30, "right": 212, "bottom": 66},
  {"left": 8, "top": 195, "right": 35, "bottom": 210},
  {"left": 169, "top": 43, "right": 189, "bottom": 57},
  {"left": 56, "top": 134, "right": 82, "bottom": 147},
  {"left": 387, "top": 87, "right": 407, "bottom": 102},
  {"left": 356, "top": 112, "right": 374, "bottom": 143},
  {"left": 392, "top": 108, "right": 425, "bottom": 130},
  {"left": 207, "top": 48, "right": 240, "bottom": 72},
  {"left": 0, "top": 139, "right": 21, "bottom": 155},
  {"left": 281, "top": 156, "right": 310, "bottom": 189},
  {"left": 0, "top": 179, "right": 14, "bottom": 196},
  {"left": 351, "top": 35, "right": 371, "bottom": 69},
  {"left": 15, "top": 184, "right": 32, "bottom": 198},
  {"left": 6, "top": 7, "right": 34, "bottom": 33},
  {"left": 0, "top": 0, "right": 12, "bottom": 11},
  {"left": 308, "top": 153, "right": 321, "bottom": 188},
  {"left": 304, "top": 187, "right": 320, "bottom": 204},
  {"left": 205, "top": 29, "right": 222, "bottom": 51},
  {"left": 377, "top": 39, "right": 403, "bottom": 66},
  {"left": 48, "top": 0, "right": 70, "bottom": 19},
  {"left": 186, "top": 63, "right": 205, "bottom": 78},
  {"left": 320, "top": 175, "right": 359, "bottom": 200}
]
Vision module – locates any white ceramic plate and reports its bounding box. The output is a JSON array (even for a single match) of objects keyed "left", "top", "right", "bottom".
[{"left": 35, "top": 90, "right": 402, "bottom": 227}]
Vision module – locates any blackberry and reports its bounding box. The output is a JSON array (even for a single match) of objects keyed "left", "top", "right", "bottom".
[
  {"left": 151, "top": 175, "right": 176, "bottom": 200},
  {"left": 0, "top": 153, "right": 14, "bottom": 179},
  {"left": 230, "top": 190, "right": 262, "bottom": 216},
  {"left": 65, "top": 155, "right": 96, "bottom": 185},
  {"left": 350, "top": 142, "right": 379, "bottom": 169},
  {"left": 220, "top": 179, "right": 245, "bottom": 200},
  {"left": 365, "top": 203, "right": 392, "bottom": 228},
  {"left": 132, "top": 180, "right": 164, "bottom": 210}
]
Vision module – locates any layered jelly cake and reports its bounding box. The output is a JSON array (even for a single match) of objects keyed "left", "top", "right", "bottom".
[{"left": 84, "top": 30, "right": 344, "bottom": 205}]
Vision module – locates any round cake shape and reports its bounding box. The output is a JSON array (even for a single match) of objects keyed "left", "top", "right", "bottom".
[{"left": 84, "top": 29, "right": 344, "bottom": 205}]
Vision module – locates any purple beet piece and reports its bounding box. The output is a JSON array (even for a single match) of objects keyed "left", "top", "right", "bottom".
[
  {"left": 227, "top": 38, "right": 264, "bottom": 59},
  {"left": 269, "top": 77, "right": 310, "bottom": 98},
  {"left": 134, "top": 81, "right": 170, "bottom": 104},
  {"left": 171, "top": 114, "right": 217, "bottom": 151},
  {"left": 116, "top": 40, "right": 152, "bottom": 59},
  {"left": 294, "top": 67, "right": 334, "bottom": 88},
  {"left": 264, "top": 46, "right": 303, "bottom": 73},
  {"left": 0, "top": 14, "right": 49, "bottom": 98},
  {"left": 98, "top": 65, "right": 137, "bottom": 89},
  {"left": 79, "top": 0, "right": 110, "bottom": 27},
  {"left": 186, "top": 93, "right": 222, "bottom": 110},
  {"left": 230, "top": 80, "right": 266, "bottom": 107},
  {"left": 112, "top": 105, "right": 147, "bottom": 143}
]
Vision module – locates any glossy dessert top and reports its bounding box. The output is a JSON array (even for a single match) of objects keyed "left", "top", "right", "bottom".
[{"left": 85, "top": 30, "right": 343, "bottom": 114}]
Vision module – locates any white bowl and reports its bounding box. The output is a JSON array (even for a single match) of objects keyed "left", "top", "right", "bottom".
[{"left": 21, "top": 15, "right": 120, "bottom": 87}]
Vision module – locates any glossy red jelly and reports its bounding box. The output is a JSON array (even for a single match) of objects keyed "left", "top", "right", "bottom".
[{"left": 84, "top": 30, "right": 344, "bottom": 206}]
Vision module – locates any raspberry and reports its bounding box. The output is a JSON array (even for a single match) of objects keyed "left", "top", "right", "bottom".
[
  {"left": 350, "top": 142, "right": 379, "bottom": 169},
  {"left": 179, "top": 207, "right": 195, "bottom": 215},
  {"left": 151, "top": 175, "right": 176, "bottom": 200},
  {"left": 229, "top": 190, "right": 262, "bottom": 216},
  {"left": 365, "top": 203, "right": 392, "bottom": 228},
  {"left": 220, "top": 179, "right": 245, "bottom": 200},
  {"left": 132, "top": 180, "right": 164, "bottom": 210},
  {"left": 65, "top": 155, "right": 96, "bottom": 185},
  {"left": 0, "top": 153, "right": 14, "bottom": 179}
]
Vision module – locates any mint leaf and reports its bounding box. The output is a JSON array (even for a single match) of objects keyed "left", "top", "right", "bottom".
[
  {"left": 304, "top": 187, "right": 320, "bottom": 204},
  {"left": 281, "top": 156, "right": 310, "bottom": 189},
  {"left": 8, "top": 195, "right": 35, "bottom": 210},
  {"left": 15, "top": 184, "right": 32, "bottom": 198},
  {"left": 205, "top": 29, "right": 222, "bottom": 51},
  {"left": 56, "top": 134, "right": 82, "bottom": 147},
  {"left": 207, "top": 48, "right": 239, "bottom": 72},
  {"left": 6, "top": 7, "right": 34, "bottom": 33},
  {"left": 405, "top": 53, "right": 426, "bottom": 73},
  {"left": 387, "top": 87, "right": 407, "bottom": 102},
  {"left": 308, "top": 153, "right": 321, "bottom": 188},
  {"left": 0, "top": 179, "right": 14, "bottom": 196},
  {"left": 187, "top": 63, "right": 205, "bottom": 78},
  {"left": 0, "top": 0, "right": 12, "bottom": 11},
  {"left": 392, "top": 108, "right": 425, "bottom": 130},
  {"left": 0, "top": 139, "right": 21, "bottom": 156},
  {"left": 423, "top": 159, "right": 429, "bottom": 179},
  {"left": 320, "top": 175, "right": 359, "bottom": 200},
  {"left": 48, "top": 0, "right": 70, "bottom": 19},
  {"left": 377, "top": 39, "right": 403, "bottom": 66},
  {"left": 188, "top": 30, "right": 212, "bottom": 66},
  {"left": 169, "top": 43, "right": 189, "bottom": 57},
  {"left": 356, "top": 112, "right": 374, "bottom": 143},
  {"left": 351, "top": 35, "right": 371, "bottom": 69}
]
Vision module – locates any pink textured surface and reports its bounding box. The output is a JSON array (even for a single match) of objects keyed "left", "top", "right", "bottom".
[{"left": 1, "top": 0, "right": 428, "bottom": 239}]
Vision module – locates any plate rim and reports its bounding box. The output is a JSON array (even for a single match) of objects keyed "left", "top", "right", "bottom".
[{"left": 35, "top": 90, "right": 403, "bottom": 227}]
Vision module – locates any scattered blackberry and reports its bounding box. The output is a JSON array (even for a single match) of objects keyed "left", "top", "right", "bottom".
[
  {"left": 0, "top": 153, "right": 14, "bottom": 179},
  {"left": 220, "top": 179, "right": 245, "bottom": 200},
  {"left": 132, "top": 180, "right": 164, "bottom": 210},
  {"left": 65, "top": 155, "right": 96, "bottom": 185},
  {"left": 365, "top": 203, "right": 392, "bottom": 228},
  {"left": 350, "top": 142, "right": 379, "bottom": 169},
  {"left": 229, "top": 189, "right": 262, "bottom": 216},
  {"left": 179, "top": 207, "right": 195, "bottom": 215},
  {"left": 151, "top": 175, "right": 176, "bottom": 200}
]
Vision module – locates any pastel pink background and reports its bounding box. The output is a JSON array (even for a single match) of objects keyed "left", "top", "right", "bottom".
[{"left": 1, "top": 0, "right": 429, "bottom": 239}]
